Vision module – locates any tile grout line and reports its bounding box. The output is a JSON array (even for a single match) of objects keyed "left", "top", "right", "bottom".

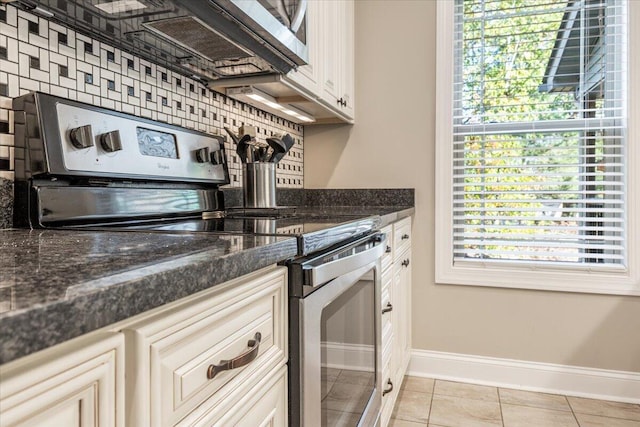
[
  {"left": 425, "top": 377, "right": 436, "bottom": 424},
  {"left": 566, "top": 396, "right": 583, "bottom": 426},
  {"left": 497, "top": 387, "right": 506, "bottom": 427}
]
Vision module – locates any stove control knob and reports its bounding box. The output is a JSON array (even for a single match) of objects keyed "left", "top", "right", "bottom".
[
  {"left": 69, "top": 125, "right": 94, "bottom": 149},
  {"left": 100, "top": 130, "right": 123, "bottom": 152},
  {"left": 195, "top": 147, "right": 210, "bottom": 163},
  {"left": 210, "top": 148, "right": 226, "bottom": 165}
]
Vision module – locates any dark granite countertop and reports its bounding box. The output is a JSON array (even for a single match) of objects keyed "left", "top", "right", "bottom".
[
  {"left": 0, "top": 229, "right": 298, "bottom": 364},
  {"left": 0, "top": 203, "right": 414, "bottom": 364}
]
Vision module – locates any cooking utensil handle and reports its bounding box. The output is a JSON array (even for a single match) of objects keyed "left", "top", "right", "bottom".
[
  {"left": 224, "top": 126, "right": 240, "bottom": 145},
  {"left": 207, "top": 332, "right": 262, "bottom": 379}
]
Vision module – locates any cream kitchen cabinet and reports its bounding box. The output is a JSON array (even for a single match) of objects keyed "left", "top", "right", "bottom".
[
  {"left": 280, "top": 0, "right": 355, "bottom": 122},
  {"left": 122, "top": 266, "right": 287, "bottom": 427},
  {"left": 0, "top": 266, "right": 287, "bottom": 427},
  {"left": 185, "top": 364, "right": 287, "bottom": 426},
  {"left": 317, "top": 0, "right": 355, "bottom": 120},
  {"left": 393, "top": 217, "right": 413, "bottom": 378},
  {"left": 214, "top": 0, "right": 355, "bottom": 124},
  {"left": 379, "top": 217, "right": 413, "bottom": 427},
  {"left": 0, "top": 333, "right": 124, "bottom": 427},
  {"left": 380, "top": 235, "right": 395, "bottom": 427}
]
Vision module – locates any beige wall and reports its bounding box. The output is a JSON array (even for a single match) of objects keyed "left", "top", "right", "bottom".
[{"left": 304, "top": 0, "right": 640, "bottom": 372}]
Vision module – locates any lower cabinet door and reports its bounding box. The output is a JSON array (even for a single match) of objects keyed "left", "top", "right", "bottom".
[
  {"left": 123, "top": 267, "right": 287, "bottom": 427},
  {"left": 393, "top": 246, "right": 412, "bottom": 381},
  {"left": 0, "top": 333, "right": 124, "bottom": 427},
  {"left": 179, "top": 364, "right": 288, "bottom": 427},
  {"left": 398, "top": 248, "right": 412, "bottom": 375},
  {"left": 380, "top": 360, "right": 394, "bottom": 427},
  {"left": 14, "top": 386, "right": 97, "bottom": 427},
  {"left": 225, "top": 365, "right": 287, "bottom": 427}
]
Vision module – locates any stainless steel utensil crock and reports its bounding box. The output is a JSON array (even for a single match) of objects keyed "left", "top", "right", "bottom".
[{"left": 243, "top": 162, "right": 277, "bottom": 208}]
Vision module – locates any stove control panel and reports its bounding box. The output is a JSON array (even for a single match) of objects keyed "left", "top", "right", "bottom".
[{"left": 54, "top": 102, "right": 228, "bottom": 183}]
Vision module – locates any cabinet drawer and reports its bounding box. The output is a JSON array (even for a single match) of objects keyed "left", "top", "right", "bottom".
[
  {"left": 381, "top": 268, "right": 392, "bottom": 307},
  {"left": 0, "top": 333, "right": 123, "bottom": 427},
  {"left": 124, "top": 267, "right": 287, "bottom": 427},
  {"left": 380, "top": 224, "right": 393, "bottom": 272},
  {"left": 382, "top": 264, "right": 392, "bottom": 294},
  {"left": 380, "top": 358, "right": 394, "bottom": 427},
  {"left": 381, "top": 319, "right": 393, "bottom": 370},
  {"left": 393, "top": 217, "right": 412, "bottom": 260},
  {"left": 183, "top": 364, "right": 288, "bottom": 426},
  {"left": 381, "top": 396, "right": 393, "bottom": 427},
  {"left": 381, "top": 270, "right": 393, "bottom": 369}
]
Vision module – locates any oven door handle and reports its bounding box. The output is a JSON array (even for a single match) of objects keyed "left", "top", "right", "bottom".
[{"left": 303, "top": 233, "right": 386, "bottom": 287}]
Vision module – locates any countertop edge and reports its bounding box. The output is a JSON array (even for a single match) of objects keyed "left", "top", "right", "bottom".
[
  {"left": 0, "top": 237, "right": 297, "bottom": 364},
  {"left": 378, "top": 207, "right": 415, "bottom": 227}
]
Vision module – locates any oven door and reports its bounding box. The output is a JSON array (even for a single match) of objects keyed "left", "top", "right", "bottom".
[{"left": 289, "top": 233, "right": 384, "bottom": 427}]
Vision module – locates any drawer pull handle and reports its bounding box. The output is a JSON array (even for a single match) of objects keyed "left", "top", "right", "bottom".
[
  {"left": 385, "top": 245, "right": 392, "bottom": 253},
  {"left": 402, "top": 259, "right": 410, "bottom": 267},
  {"left": 207, "top": 332, "right": 262, "bottom": 380},
  {"left": 382, "top": 379, "right": 394, "bottom": 396},
  {"left": 382, "top": 302, "right": 393, "bottom": 314},
  {"left": 401, "top": 234, "right": 410, "bottom": 240}
]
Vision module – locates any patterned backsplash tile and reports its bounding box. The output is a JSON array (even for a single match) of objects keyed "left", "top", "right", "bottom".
[{"left": 0, "top": 3, "right": 304, "bottom": 228}]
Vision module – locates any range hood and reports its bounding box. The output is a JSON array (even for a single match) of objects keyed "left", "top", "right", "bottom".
[{"left": 12, "top": 0, "right": 309, "bottom": 83}]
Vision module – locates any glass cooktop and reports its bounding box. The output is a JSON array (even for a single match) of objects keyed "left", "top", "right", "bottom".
[
  {"left": 93, "top": 213, "right": 380, "bottom": 256},
  {"left": 123, "top": 216, "right": 345, "bottom": 235}
]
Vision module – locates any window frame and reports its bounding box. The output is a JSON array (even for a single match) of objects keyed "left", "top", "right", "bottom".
[{"left": 434, "top": 0, "right": 640, "bottom": 296}]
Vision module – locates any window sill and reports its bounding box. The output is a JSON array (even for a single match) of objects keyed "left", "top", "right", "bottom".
[{"left": 435, "top": 264, "right": 640, "bottom": 296}]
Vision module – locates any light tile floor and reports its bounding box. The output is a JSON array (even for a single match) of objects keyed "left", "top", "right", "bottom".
[{"left": 390, "top": 376, "right": 640, "bottom": 427}]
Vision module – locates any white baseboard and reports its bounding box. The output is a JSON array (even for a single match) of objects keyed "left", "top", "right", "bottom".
[{"left": 407, "top": 349, "right": 640, "bottom": 404}]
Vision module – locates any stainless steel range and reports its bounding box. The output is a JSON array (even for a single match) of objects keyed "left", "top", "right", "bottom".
[
  {"left": 12, "top": 92, "right": 229, "bottom": 228},
  {"left": 12, "top": 92, "right": 384, "bottom": 427}
]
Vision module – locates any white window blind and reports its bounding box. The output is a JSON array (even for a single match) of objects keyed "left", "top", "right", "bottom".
[{"left": 452, "top": 0, "right": 627, "bottom": 267}]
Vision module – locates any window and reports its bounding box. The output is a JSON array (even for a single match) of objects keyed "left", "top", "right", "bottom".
[{"left": 435, "top": 0, "right": 639, "bottom": 295}]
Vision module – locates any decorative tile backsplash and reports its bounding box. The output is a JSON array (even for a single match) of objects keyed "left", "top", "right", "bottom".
[{"left": 0, "top": 3, "right": 304, "bottom": 228}]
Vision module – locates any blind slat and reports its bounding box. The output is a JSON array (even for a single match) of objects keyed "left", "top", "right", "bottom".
[
  {"left": 453, "top": 181, "right": 625, "bottom": 188},
  {"left": 454, "top": 230, "right": 624, "bottom": 239},
  {"left": 457, "top": 214, "right": 624, "bottom": 223}
]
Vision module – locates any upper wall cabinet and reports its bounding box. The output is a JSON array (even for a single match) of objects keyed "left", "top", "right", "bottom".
[
  {"left": 212, "top": 0, "right": 355, "bottom": 125},
  {"left": 318, "top": 0, "right": 355, "bottom": 120}
]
